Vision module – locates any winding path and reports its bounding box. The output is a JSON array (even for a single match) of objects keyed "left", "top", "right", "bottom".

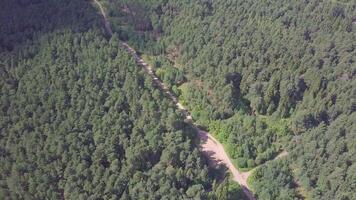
[{"left": 93, "top": 0, "right": 258, "bottom": 198}]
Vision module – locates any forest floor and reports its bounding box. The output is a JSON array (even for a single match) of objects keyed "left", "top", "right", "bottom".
[{"left": 93, "top": 1, "right": 287, "bottom": 199}]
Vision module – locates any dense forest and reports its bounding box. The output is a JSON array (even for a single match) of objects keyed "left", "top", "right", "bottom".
[
  {"left": 1, "top": 0, "right": 355, "bottom": 199},
  {"left": 0, "top": 0, "right": 246, "bottom": 199},
  {"left": 102, "top": 0, "right": 356, "bottom": 199}
]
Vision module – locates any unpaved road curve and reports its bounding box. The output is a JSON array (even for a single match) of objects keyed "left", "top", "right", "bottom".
[
  {"left": 94, "top": 0, "right": 113, "bottom": 35},
  {"left": 93, "top": 1, "right": 255, "bottom": 199}
]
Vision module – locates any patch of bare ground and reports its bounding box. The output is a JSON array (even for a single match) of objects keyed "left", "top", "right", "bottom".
[{"left": 93, "top": 1, "right": 289, "bottom": 199}]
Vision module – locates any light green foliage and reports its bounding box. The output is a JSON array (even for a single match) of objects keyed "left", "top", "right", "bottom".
[
  {"left": 103, "top": 0, "right": 356, "bottom": 199},
  {"left": 0, "top": 0, "right": 241, "bottom": 199},
  {"left": 209, "top": 113, "right": 289, "bottom": 170},
  {"left": 249, "top": 160, "right": 298, "bottom": 200},
  {"left": 209, "top": 177, "right": 246, "bottom": 200}
]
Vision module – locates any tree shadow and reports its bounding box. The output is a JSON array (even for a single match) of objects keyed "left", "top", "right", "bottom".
[
  {"left": 197, "top": 129, "right": 230, "bottom": 181},
  {"left": 0, "top": 0, "right": 102, "bottom": 53}
]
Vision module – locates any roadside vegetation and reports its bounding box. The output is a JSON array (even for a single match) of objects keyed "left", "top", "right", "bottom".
[
  {"left": 0, "top": 0, "right": 245, "bottom": 199},
  {"left": 103, "top": 0, "right": 356, "bottom": 199}
]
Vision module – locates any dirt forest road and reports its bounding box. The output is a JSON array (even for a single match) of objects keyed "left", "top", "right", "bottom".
[{"left": 93, "top": 0, "right": 256, "bottom": 199}]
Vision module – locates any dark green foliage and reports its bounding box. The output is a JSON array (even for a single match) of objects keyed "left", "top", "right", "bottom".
[
  {"left": 0, "top": 0, "right": 100, "bottom": 51},
  {"left": 209, "top": 113, "right": 289, "bottom": 169},
  {"left": 291, "top": 116, "right": 356, "bottom": 200},
  {"left": 0, "top": 0, "right": 243, "bottom": 199},
  {"left": 0, "top": 30, "right": 212, "bottom": 199},
  {"left": 249, "top": 160, "right": 298, "bottom": 200},
  {"left": 104, "top": 0, "right": 356, "bottom": 199},
  {"left": 209, "top": 178, "right": 246, "bottom": 200},
  {"left": 153, "top": 55, "right": 186, "bottom": 90}
]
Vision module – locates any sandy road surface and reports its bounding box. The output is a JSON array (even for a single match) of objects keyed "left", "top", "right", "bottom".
[
  {"left": 197, "top": 130, "right": 256, "bottom": 199},
  {"left": 120, "top": 39, "right": 257, "bottom": 199},
  {"left": 93, "top": 1, "right": 257, "bottom": 199}
]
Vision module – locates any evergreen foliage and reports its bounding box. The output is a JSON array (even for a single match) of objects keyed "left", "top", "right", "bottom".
[
  {"left": 0, "top": 0, "right": 245, "bottom": 199},
  {"left": 104, "top": 0, "right": 356, "bottom": 199}
]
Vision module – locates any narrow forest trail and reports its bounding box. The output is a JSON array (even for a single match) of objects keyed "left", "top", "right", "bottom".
[{"left": 93, "top": 1, "right": 264, "bottom": 199}]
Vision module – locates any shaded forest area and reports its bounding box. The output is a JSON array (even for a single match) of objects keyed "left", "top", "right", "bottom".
[
  {"left": 0, "top": 0, "right": 245, "bottom": 199},
  {"left": 104, "top": 0, "right": 356, "bottom": 199}
]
